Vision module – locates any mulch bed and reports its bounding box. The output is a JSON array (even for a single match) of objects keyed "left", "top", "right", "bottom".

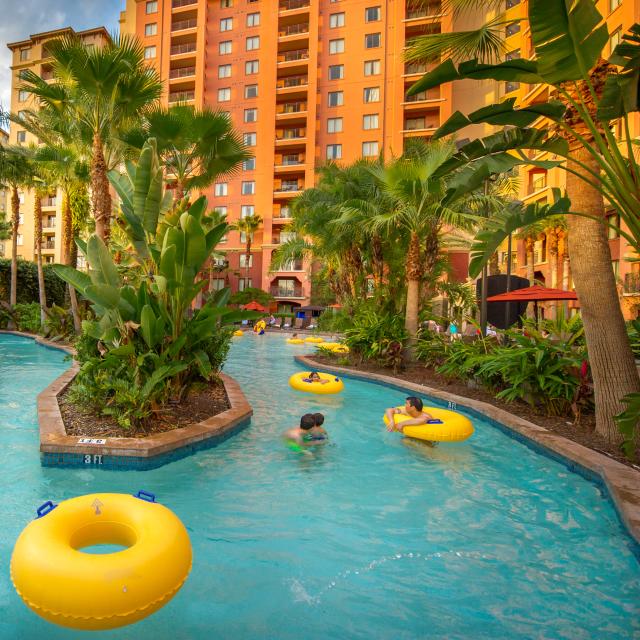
[
  {"left": 313, "top": 354, "right": 640, "bottom": 471},
  {"left": 59, "top": 383, "right": 230, "bottom": 438}
]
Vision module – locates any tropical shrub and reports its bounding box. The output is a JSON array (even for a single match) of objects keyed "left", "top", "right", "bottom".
[
  {"left": 317, "top": 309, "right": 350, "bottom": 333},
  {"left": 0, "top": 259, "right": 67, "bottom": 306},
  {"left": 55, "top": 140, "right": 250, "bottom": 430},
  {"left": 229, "top": 287, "right": 274, "bottom": 307},
  {"left": 627, "top": 319, "right": 640, "bottom": 359},
  {"left": 1, "top": 303, "right": 42, "bottom": 333},
  {"left": 615, "top": 393, "right": 640, "bottom": 459}
]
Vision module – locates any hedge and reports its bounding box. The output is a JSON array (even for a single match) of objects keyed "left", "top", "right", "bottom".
[{"left": 0, "top": 258, "right": 67, "bottom": 306}]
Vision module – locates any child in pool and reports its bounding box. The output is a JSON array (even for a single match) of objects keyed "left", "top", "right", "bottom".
[
  {"left": 309, "top": 413, "right": 328, "bottom": 442},
  {"left": 305, "top": 371, "right": 329, "bottom": 384},
  {"left": 385, "top": 396, "right": 434, "bottom": 432}
]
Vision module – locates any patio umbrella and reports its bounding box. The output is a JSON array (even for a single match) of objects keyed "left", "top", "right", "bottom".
[
  {"left": 242, "top": 301, "right": 268, "bottom": 312},
  {"left": 487, "top": 285, "right": 577, "bottom": 322}
]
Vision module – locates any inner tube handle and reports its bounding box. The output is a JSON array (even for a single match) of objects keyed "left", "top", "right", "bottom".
[
  {"left": 134, "top": 490, "right": 157, "bottom": 503},
  {"left": 36, "top": 501, "right": 57, "bottom": 518}
]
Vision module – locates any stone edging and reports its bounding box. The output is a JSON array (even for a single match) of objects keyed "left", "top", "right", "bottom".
[
  {"left": 1, "top": 330, "right": 253, "bottom": 468},
  {"left": 297, "top": 355, "right": 640, "bottom": 547}
]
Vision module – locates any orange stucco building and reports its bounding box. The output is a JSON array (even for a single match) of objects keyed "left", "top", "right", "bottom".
[{"left": 119, "top": 0, "right": 461, "bottom": 310}]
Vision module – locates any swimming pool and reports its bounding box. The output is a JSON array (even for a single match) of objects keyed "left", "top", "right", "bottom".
[{"left": 1, "top": 332, "right": 639, "bottom": 639}]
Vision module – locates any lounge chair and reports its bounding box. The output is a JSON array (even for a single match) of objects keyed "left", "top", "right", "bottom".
[
  {"left": 283, "top": 318, "right": 292, "bottom": 329},
  {"left": 294, "top": 318, "right": 304, "bottom": 329}
]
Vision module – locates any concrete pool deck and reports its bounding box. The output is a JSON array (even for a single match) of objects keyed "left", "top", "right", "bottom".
[{"left": 297, "top": 354, "right": 640, "bottom": 548}]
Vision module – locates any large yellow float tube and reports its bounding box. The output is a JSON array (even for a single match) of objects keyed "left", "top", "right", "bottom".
[
  {"left": 289, "top": 371, "right": 344, "bottom": 394},
  {"left": 287, "top": 338, "right": 305, "bottom": 344},
  {"left": 233, "top": 330, "right": 244, "bottom": 337},
  {"left": 253, "top": 321, "right": 266, "bottom": 334},
  {"left": 11, "top": 491, "right": 192, "bottom": 631},
  {"left": 305, "top": 336, "right": 324, "bottom": 344},
  {"left": 384, "top": 406, "right": 474, "bottom": 442}
]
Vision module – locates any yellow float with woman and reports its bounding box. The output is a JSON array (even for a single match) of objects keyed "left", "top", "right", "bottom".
[
  {"left": 253, "top": 320, "right": 266, "bottom": 334},
  {"left": 289, "top": 371, "right": 344, "bottom": 394},
  {"left": 11, "top": 491, "right": 192, "bottom": 631},
  {"left": 384, "top": 406, "right": 474, "bottom": 442}
]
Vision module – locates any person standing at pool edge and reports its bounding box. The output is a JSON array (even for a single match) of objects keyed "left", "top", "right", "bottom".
[{"left": 385, "top": 397, "right": 433, "bottom": 432}]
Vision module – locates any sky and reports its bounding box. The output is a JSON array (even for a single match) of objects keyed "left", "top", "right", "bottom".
[{"left": 0, "top": 0, "right": 122, "bottom": 127}]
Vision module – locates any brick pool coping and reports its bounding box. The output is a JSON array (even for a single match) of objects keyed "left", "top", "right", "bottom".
[
  {"left": 1, "top": 330, "right": 253, "bottom": 470},
  {"left": 297, "top": 355, "right": 640, "bottom": 547}
]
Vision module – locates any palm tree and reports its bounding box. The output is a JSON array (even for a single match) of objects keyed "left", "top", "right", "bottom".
[
  {"left": 32, "top": 184, "right": 47, "bottom": 328},
  {"left": 235, "top": 214, "right": 262, "bottom": 285},
  {"left": 121, "top": 105, "right": 250, "bottom": 201},
  {"left": 18, "top": 35, "right": 162, "bottom": 242}
]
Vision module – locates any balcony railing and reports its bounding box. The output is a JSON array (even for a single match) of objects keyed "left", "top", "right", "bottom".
[
  {"left": 44, "top": 218, "right": 56, "bottom": 228},
  {"left": 278, "top": 49, "right": 309, "bottom": 63},
  {"left": 274, "top": 207, "right": 293, "bottom": 218},
  {"left": 275, "top": 182, "right": 302, "bottom": 192},
  {"left": 277, "top": 101, "right": 307, "bottom": 114},
  {"left": 529, "top": 175, "right": 547, "bottom": 192},
  {"left": 406, "top": 3, "right": 441, "bottom": 19},
  {"left": 271, "top": 285, "right": 303, "bottom": 298},
  {"left": 172, "top": 18, "right": 197, "bottom": 31},
  {"left": 172, "top": 0, "right": 197, "bottom": 7},
  {"left": 41, "top": 196, "right": 57, "bottom": 207},
  {"left": 277, "top": 260, "right": 304, "bottom": 271},
  {"left": 276, "top": 128, "right": 306, "bottom": 140},
  {"left": 169, "top": 90, "right": 195, "bottom": 103},
  {"left": 170, "top": 42, "right": 197, "bottom": 55},
  {"left": 43, "top": 240, "right": 55, "bottom": 250},
  {"left": 624, "top": 273, "right": 640, "bottom": 294},
  {"left": 279, "top": 23, "right": 309, "bottom": 37},
  {"left": 279, "top": 0, "right": 310, "bottom": 10},
  {"left": 169, "top": 66, "right": 196, "bottom": 79},
  {"left": 279, "top": 155, "right": 304, "bottom": 165},
  {"left": 277, "top": 75, "right": 308, "bottom": 88}
]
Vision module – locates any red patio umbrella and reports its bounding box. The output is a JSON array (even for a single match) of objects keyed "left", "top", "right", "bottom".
[
  {"left": 242, "top": 301, "right": 268, "bottom": 312},
  {"left": 487, "top": 285, "right": 577, "bottom": 322}
]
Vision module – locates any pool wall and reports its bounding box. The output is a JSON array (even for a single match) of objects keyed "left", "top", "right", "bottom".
[{"left": 297, "top": 355, "right": 640, "bottom": 549}]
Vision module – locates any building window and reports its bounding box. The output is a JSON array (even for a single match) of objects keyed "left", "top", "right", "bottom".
[
  {"left": 244, "top": 108, "right": 257, "bottom": 123},
  {"left": 144, "top": 46, "right": 156, "bottom": 59},
  {"left": 215, "top": 183, "right": 228, "bottom": 196},
  {"left": 240, "top": 254, "right": 254, "bottom": 268},
  {"left": 221, "top": 0, "right": 233, "bottom": 6},
  {"left": 145, "top": 23, "right": 157, "bottom": 36},
  {"left": 19, "top": 48, "right": 30, "bottom": 61},
  {"left": 218, "top": 64, "right": 232, "bottom": 78},
  {"left": 326, "top": 144, "right": 342, "bottom": 160},
  {"left": 328, "top": 91, "right": 344, "bottom": 107},
  {"left": 146, "top": 1, "right": 157, "bottom": 14},
  {"left": 362, "top": 141, "right": 379, "bottom": 157},
  {"left": 245, "top": 60, "right": 259, "bottom": 74},
  {"left": 18, "top": 214, "right": 24, "bottom": 225},
  {"left": 505, "top": 22, "right": 520, "bottom": 37},
  {"left": 220, "top": 18, "right": 233, "bottom": 32},
  {"left": 363, "top": 114, "right": 379, "bottom": 130},
  {"left": 328, "top": 64, "right": 344, "bottom": 80},
  {"left": 609, "top": 0, "right": 621, "bottom": 9},
  {"left": 505, "top": 0, "right": 521, "bottom": 7},
  {"left": 210, "top": 278, "right": 226, "bottom": 291},
  {"left": 505, "top": 49, "right": 521, "bottom": 61},
  {"left": 244, "top": 132, "right": 257, "bottom": 146},
  {"left": 218, "top": 88, "right": 231, "bottom": 102},
  {"left": 243, "top": 157, "right": 256, "bottom": 171},
  {"left": 364, "top": 59, "right": 381, "bottom": 76},
  {"left": 365, "top": 33, "right": 381, "bottom": 48},
  {"left": 327, "top": 117, "right": 343, "bottom": 133},
  {"left": 219, "top": 40, "right": 232, "bottom": 55},
  {"left": 241, "top": 205, "right": 255, "bottom": 218},
  {"left": 18, "top": 90, "right": 28, "bottom": 102},
  {"left": 16, "top": 234, "right": 23, "bottom": 246},
  {"left": 504, "top": 81, "right": 520, "bottom": 93},
  {"left": 330, "top": 12, "right": 345, "bottom": 28},
  {"left": 246, "top": 36, "right": 260, "bottom": 51},
  {"left": 238, "top": 278, "right": 252, "bottom": 291},
  {"left": 245, "top": 84, "right": 258, "bottom": 98},
  {"left": 329, "top": 39, "right": 345, "bottom": 54},
  {"left": 610, "top": 28, "right": 622, "bottom": 54},
  {"left": 214, "top": 206, "right": 227, "bottom": 217},
  {"left": 607, "top": 212, "right": 621, "bottom": 239},
  {"left": 16, "top": 131, "right": 26, "bottom": 143},
  {"left": 242, "top": 181, "right": 256, "bottom": 195},
  {"left": 247, "top": 12, "right": 260, "bottom": 27},
  {"left": 363, "top": 87, "right": 380, "bottom": 103},
  {"left": 365, "top": 6, "right": 381, "bottom": 22}
]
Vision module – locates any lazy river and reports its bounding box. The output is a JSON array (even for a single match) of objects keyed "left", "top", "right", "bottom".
[{"left": 0, "top": 332, "right": 639, "bottom": 639}]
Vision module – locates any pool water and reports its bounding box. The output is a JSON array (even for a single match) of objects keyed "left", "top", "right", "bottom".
[{"left": 1, "top": 333, "right": 639, "bottom": 639}]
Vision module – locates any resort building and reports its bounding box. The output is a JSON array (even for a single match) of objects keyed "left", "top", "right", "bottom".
[
  {"left": 4, "top": 27, "right": 111, "bottom": 265},
  {"left": 119, "top": 0, "right": 471, "bottom": 310}
]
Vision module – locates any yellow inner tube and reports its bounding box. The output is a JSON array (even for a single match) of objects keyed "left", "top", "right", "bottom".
[
  {"left": 11, "top": 492, "right": 192, "bottom": 631},
  {"left": 383, "top": 406, "right": 474, "bottom": 442},
  {"left": 305, "top": 336, "right": 324, "bottom": 343},
  {"left": 253, "top": 321, "right": 266, "bottom": 333},
  {"left": 289, "top": 371, "right": 344, "bottom": 394},
  {"left": 233, "top": 330, "right": 244, "bottom": 337},
  {"left": 287, "top": 338, "right": 305, "bottom": 344}
]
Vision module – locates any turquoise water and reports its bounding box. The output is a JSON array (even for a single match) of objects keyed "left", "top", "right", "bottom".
[{"left": 1, "top": 332, "right": 639, "bottom": 639}]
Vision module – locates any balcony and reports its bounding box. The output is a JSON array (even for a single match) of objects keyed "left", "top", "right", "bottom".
[
  {"left": 624, "top": 273, "right": 640, "bottom": 294},
  {"left": 406, "top": 3, "right": 442, "bottom": 19},
  {"left": 529, "top": 173, "right": 547, "bottom": 193},
  {"left": 41, "top": 69, "right": 54, "bottom": 81},
  {"left": 278, "top": 23, "right": 309, "bottom": 38},
  {"left": 43, "top": 240, "right": 55, "bottom": 251},
  {"left": 276, "top": 260, "right": 304, "bottom": 271},
  {"left": 43, "top": 217, "right": 56, "bottom": 231},
  {"left": 41, "top": 196, "right": 57, "bottom": 208},
  {"left": 276, "top": 128, "right": 306, "bottom": 140},
  {"left": 274, "top": 180, "right": 303, "bottom": 193},
  {"left": 169, "top": 90, "right": 195, "bottom": 103},
  {"left": 279, "top": 0, "right": 310, "bottom": 10},
  {"left": 172, "top": 0, "right": 197, "bottom": 7},
  {"left": 277, "top": 101, "right": 307, "bottom": 114},
  {"left": 404, "top": 62, "right": 430, "bottom": 76},
  {"left": 172, "top": 18, "right": 197, "bottom": 32},
  {"left": 169, "top": 66, "right": 196, "bottom": 80},
  {"left": 170, "top": 42, "right": 197, "bottom": 56},
  {"left": 271, "top": 285, "right": 304, "bottom": 298},
  {"left": 273, "top": 206, "right": 293, "bottom": 220},
  {"left": 276, "top": 75, "right": 308, "bottom": 89},
  {"left": 404, "top": 87, "right": 441, "bottom": 104},
  {"left": 277, "top": 49, "right": 309, "bottom": 63}
]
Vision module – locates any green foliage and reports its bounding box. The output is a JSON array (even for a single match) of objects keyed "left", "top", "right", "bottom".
[
  {"left": 0, "top": 259, "right": 67, "bottom": 306},
  {"left": 229, "top": 287, "right": 274, "bottom": 306},
  {"left": 317, "top": 309, "right": 351, "bottom": 333},
  {"left": 627, "top": 319, "right": 640, "bottom": 359},
  {"left": 43, "top": 304, "right": 75, "bottom": 340},
  {"left": 614, "top": 393, "right": 640, "bottom": 459},
  {"left": 6, "top": 303, "right": 41, "bottom": 333}
]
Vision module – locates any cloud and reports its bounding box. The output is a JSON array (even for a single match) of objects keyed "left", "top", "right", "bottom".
[{"left": 0, "top": 0, "right": 122, "bottom": 132}]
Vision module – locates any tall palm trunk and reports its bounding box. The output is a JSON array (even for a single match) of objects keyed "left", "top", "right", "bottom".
[
  {"left": 525, "top": 236, "right": 535, "bottom": 318},
  {"left": 405, "top": 231, "right": 422, "bottom": 357},
  {"left": 422, "top": 228, "right": 440, "bottom": 302},
  {"left": 371, "top": 235, "right": 384, "bottom": 287},
  {"left": 548, "top": 228, "right": 559, "bottom": 318},
  {"left": 33, "top": 192, "right": 47, "bottom": 329},
  {"left": 9, "top": 185, "right": 20, "bottom": 328},
  {"left": 91, "top": 131, "right": 112, "bottom": 243},
  {"left": 566, "top": 150, "right": 640, "bottom": 441},
  {"left": 62, "top": 190, "right": 81, "bottom": 333}
]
